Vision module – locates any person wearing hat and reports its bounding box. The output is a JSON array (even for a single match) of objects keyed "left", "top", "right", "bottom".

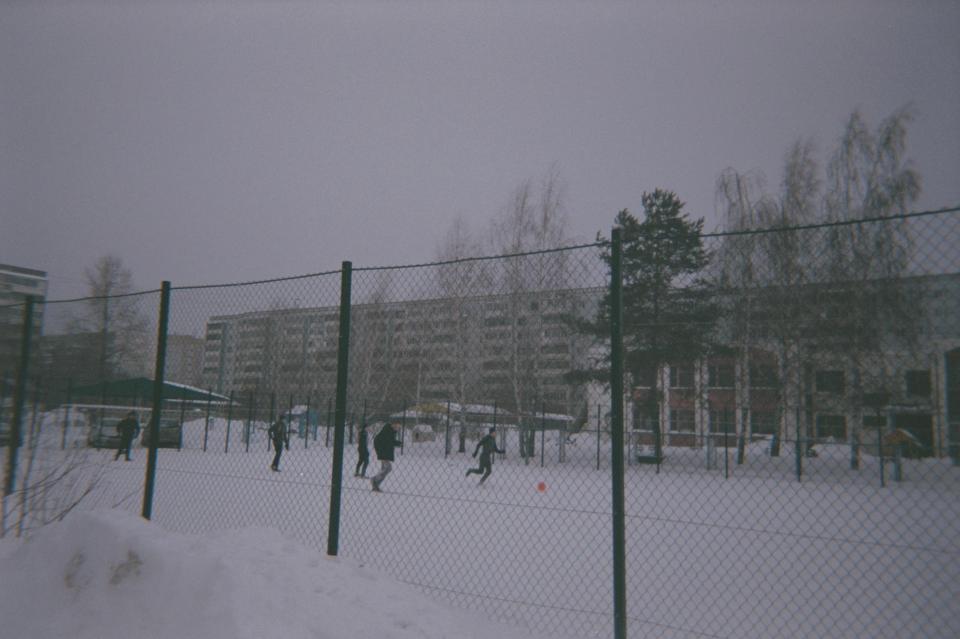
[
  {"left": 114, "top": 411, "right": 140, "bottom": 461},
  {"left": 268, "top": 416, "right": 290, "bottom": 471},
  {"left": 371, "top": 421, "right": 402, "bottom": 492},
  {"left": 466, "top": 426, "right": 505, "bottom": 484}
]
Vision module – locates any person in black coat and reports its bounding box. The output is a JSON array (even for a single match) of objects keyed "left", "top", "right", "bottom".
[
  {"left": 371, "top": 422, "right": 402, "bottom": 492},
  {"left": 114, "top": 411, "right": 139, "bottom": 461},
  {"left": 466, "top": 426, "right": 505, "bottom": 484},
  {"left": 268, "top": 417, "right": 289, "bottom": 471},
  {"left": 354, "top": 423, "right": 370, "bottom": 477}
]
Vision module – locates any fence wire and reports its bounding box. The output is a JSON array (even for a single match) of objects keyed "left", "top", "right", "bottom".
[{"left": 1, "top": 209, "right": 959, "bottom": 638}]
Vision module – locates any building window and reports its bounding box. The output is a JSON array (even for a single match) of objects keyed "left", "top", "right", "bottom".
[
  {"left": 751, "top": 411, "right": 776, "bottom": 435},
  {"left": 905, "top": 370, "right": 931, "bottom": 397},
  {"left": 815, "top": 414, "right": 846, "bottom": 441},
  {"left": 708, "top": 363, "right": 734, "bottom": 388},
  {"left": 633, "top": 404, "right": 658, "bottom": 431},
  {"left": 709, "top": 409, "right": 735, "bottom": 434},
  {"left": 815, "top": 370, "right": 845, "bottom": 394},
  {"left": 750, "top": 364, "right": 777, "bottom": 389},
  {"left": 634, "top": 366, "right": 657, "bottom": 388},
  {"left": 863, "top": 415, "right": 886, "bottom": 430},
  {"left": 669, "top": 409, "right": 695, "bottom": 432},
  {"left": 669, "top": 364, "right": 694, "bottom": 389}
]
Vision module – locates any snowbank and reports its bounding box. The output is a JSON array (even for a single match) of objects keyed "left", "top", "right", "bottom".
[{"left": 0, "top": 511, "right": 548, "bottom": 639}]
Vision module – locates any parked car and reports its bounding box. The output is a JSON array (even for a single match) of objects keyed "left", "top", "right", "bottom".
[{"left": 140, "top": 417, "right": 182, "bottom": 449}]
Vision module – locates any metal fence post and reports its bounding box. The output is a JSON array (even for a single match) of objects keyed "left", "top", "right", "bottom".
[
  {"left": 62, "top": 379, "right": 73, "bottom": 450},
  {"left": 596, "top": 404, "right": 601, "bottom": 471},
  {"left": 795, "top": 406, "right": 803, "bottom": 482},
  {"left": 444, "top": 400, "right": 451, "bottom": 458},
  {"left": 245, "top": 391, "right": 254, "bottom": 453},
  {"left": 540, "top": 406, "right": 546, "bottom": 468},
  {"left": 203, "top": 388, "right": 212, "bottom": 452},
  {"left": 142, "top": 282, "right": 170, "bottom": 520},
  {"left": 723, "top": 411, "right": 730, "bottom": 479},
  {"left": 225, "top": 391, "right": 234, "bottom": 454},
  {"left": 327, "top": 261, "right": 352, "bottom": 556},
  {"left": 4, "top": 296, "right": 34, "bottom": 500},
  {"left": 304, "top": 394, "right": 311, "bottom": 449},
  {"left": 609, "top": 228, "right": 628, "bottom": 639}
]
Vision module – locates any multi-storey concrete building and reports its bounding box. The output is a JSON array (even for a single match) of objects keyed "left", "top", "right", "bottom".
[
  {"left": 0, "top": 263, "right": 47, "bottom": 378},
  {"left": 164, "top": 334, "right": 206, "bottom": 388},
  {"left": 200, "top": 288, "right": 603, "bottom": 419}
]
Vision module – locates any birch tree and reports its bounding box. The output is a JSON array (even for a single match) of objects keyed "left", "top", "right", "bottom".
[
  {"left": 434, "top": 217, "right": 488, "bottom": 450},
  {"left": 63, "top": 256, "right": 149, "bottom": 387},
  {"left": 488, "top": 169, "right": 571, "bottom": 453}
]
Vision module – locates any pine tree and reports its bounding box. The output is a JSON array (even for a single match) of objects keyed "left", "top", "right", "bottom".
[{"left": 580, "top": 189, "right": 718, "bottom": 460}]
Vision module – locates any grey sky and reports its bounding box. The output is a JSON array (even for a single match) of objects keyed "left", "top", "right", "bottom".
[{"left": 2, "top": 0, "right": 958, "bottom": 300}]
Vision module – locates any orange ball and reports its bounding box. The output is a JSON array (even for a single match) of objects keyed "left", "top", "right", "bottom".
[{"left": 536, "top": 481, "right": 546, "bottom": 492}]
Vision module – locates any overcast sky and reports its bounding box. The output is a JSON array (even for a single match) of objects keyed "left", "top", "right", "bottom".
[{"left": 2, "top": 0, "right": 958, "bottom": 300}]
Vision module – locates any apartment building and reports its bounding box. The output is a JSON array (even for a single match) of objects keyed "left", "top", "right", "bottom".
[
  {"left": 200, "top": 288, "right": 602, "bottom": 418},
  {"left": 0, "top": 263, "right": 47, "bottom": 378}
]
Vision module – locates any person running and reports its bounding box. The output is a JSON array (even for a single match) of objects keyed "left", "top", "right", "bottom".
[
  {"left": 371, "top": 422, "right": 402, "bottom": 492},
  {"left": 354, "top": 423, "right": 370, "bottom": 477},
  {"left": 268, "top": 416, "right": 289, "bottom": 471},
  {"left": 466, "top": 426, "right": 505, "bottom": 484},
  {"left": 114, "top": 411, "right": 139, "bottom": 461}
]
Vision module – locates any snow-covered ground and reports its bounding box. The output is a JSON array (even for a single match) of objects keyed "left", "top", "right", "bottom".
[
  {"left": 0, "top": 509, "right": 554, "bottom": 639},
  {"left": 3, "top": 411, "right": 959, "bottom": 638}
]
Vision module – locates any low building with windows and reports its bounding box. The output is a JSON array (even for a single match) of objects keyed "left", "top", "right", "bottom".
[{"left": 631, "top": 273, "right": 960, "bottom": 460}]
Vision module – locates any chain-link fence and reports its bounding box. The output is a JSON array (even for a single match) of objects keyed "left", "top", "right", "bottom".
[{"left": 2, "top": 209, "right": 959, "bottom": 638}]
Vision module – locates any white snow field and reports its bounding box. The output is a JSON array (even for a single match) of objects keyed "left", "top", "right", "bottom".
[{"left": 2, "top": 412, "right": 958, "bottom": 638}]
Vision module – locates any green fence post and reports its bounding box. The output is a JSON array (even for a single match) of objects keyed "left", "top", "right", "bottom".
[
  {"left": 62, "top": 379, "right": 73, "bottom": 451},
  {"left": 268, "top": 393, "right": 276, "bottom": 452},
  {"left": 596, "top": 404, "right": 601, "bottom": 471},
  {"left": 304, "top": 394, "right": 311, "bottom": 449},
  {"left": 245, "top": 391, "right": 254, "bottom": 453},
  {"left": 225, "top": 391, "right": 234, "bottom": 454},
  {"left": 177, "top": 384, "right": 187, "bottom": 451},
  {"left": 795, "top": 406, "right": 803, "bottom": 482},
  {"left": 4, "top": 296, "right": 35, "bottom": 500},
  {"left": 540, "top": 404, "right": 546, "bottom": 468},
  {"left": 444, "top": 400, "right": 451, "bottom": 458},
  {"left": 724, "top": 411, "right": 730, "bottom": 479},
  {"left": 327, "top": 261, "right": 352, "bottom": 557},
  {"left": 203, "top": 388, "right": 212, "bottom": 452},
  {"left": 609, "top": 228, "right": 628, "bottom": 639},
  {"left": 142, "top": 282, "right": 170, "bottom": 521}
]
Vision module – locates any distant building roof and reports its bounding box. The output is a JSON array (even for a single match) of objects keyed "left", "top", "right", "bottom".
[{"left": 71, "top": 377, "right": 229, "bottom": 402}]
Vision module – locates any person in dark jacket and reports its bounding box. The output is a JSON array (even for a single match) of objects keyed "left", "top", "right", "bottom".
[
  {"left": 371, "top": 422, "right": 402, "bottom": 492},
  {"left": 354, "top": 423, "right": 370, "bottom": 477},
  {"left": 466, "top": 427, "right": 505, "bottom": 484},
  {"left": 114, "top": 411, "right": 139, "bottom": 461},
  {"left": 268, "top": 417, "right": 289, "bottom": 471}
]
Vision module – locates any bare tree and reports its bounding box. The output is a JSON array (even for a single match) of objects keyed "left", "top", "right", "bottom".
[
  {"left": 66, "top": 255, "right": 150, "bottom": 386},
  {"left": 818, "top": 108, "right": 922, "bottom": 466},
  {"left": 2, "top": 408, "right": 109, "bottom": 539},
  {"left": 714, "top": 169, "right": 773, "bottom": 463},
  {"left": 487, "top": 168, "right": 572, "bottom": 427},
  {"left": 434, "top": 216, "right": 489, "bottom": 450},
  {"left": 349, "top": 272, "right": 403, "bottom": 414},
  {"left": 715, "top": 108, "right": 923, "bottom": 466}
]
